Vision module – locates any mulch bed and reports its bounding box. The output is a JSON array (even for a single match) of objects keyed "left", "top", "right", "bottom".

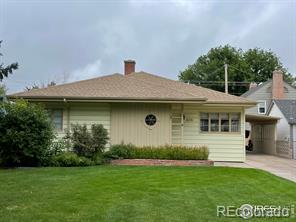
[{"left": 110, "top": 159, "right": 213, "bottom": 166}]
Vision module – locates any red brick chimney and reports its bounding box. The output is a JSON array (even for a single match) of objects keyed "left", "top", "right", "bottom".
[
  {"left": 124, "top": 60, "right": 136, "bottom": 75},
  {"left": 272, "top": 70, "right": 285, "bottom": 99}
]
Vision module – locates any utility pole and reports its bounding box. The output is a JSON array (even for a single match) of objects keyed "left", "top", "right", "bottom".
[{"left": 224, "top": 63, "right": 228, "bottom": 94}]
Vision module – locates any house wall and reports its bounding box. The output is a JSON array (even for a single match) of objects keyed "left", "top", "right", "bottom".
[
  {"left": 44, "top": 102, "right": 111, "bottom": 143},
  {"left": 110, "top": 103, "right": 171, "bottom": 146},
  {"left": 244, "top": 81, "right": 272, "bottom": 115},
  {"left": 44, "top": 101, "right": 245, "bottom": 162},
  {"left": 171, "top": 104, "right": 245, "bottom": 162},
  {"left": 269, "top": 103, "right": 293, "bottom": 158},
  {"left": 269, "top": 103, "right": 290, "bottom": 141}
]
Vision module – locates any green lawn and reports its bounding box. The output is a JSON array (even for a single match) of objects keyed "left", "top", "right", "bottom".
[{"left": 0, "top": 166, "right": 296, "bottom": 222}]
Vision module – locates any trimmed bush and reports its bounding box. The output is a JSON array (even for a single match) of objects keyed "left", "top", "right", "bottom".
[
  {"left": 67, "top": 124, "right": 109, "bottom": 158},
  {"left": 0, "top": 100, "right": 54, "bottom": 167},
  {"left": 50, "top": 152, "right": 95, "bottom": 167},
  {"left": 106, "top": 144, "right": 209, "bottom": 160}
]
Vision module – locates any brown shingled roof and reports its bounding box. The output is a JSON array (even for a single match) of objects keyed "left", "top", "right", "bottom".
[{"left": 9, "top": 71, "right": 255, "bottom": 105}]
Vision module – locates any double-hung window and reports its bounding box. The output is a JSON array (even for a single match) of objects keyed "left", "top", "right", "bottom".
[
  {"left": 200, "top": 112, "right": 240, "bottom": 133},
  {"left": 47, "top": 109, "right": 63, "bottom": 131},
  {"left": 257, "top": 100, "right": 266, "bottom": 114}
]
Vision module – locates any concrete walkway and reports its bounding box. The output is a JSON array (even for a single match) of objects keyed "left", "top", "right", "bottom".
[{"left": 214, "top": 154, "right": 296, "bottom": 183}]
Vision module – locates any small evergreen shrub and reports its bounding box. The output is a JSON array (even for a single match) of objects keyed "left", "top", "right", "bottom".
[
  {"left": 67, "top": 124, "right": 109, "bottom": 158},
  {"left": 0, "top": 100, "right": 54, "bottom": 167},
  {"left": 106, "top": 144, "right": 209, "bottom": 160}
]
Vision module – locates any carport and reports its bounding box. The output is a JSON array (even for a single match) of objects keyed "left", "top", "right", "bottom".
[{"left": 245, "top": 114, "right": 279, "bottom": 156}]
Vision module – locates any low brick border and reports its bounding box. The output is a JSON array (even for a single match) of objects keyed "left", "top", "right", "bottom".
[{"left": 110, "top": 159, "right": 213, "bottom": 166}]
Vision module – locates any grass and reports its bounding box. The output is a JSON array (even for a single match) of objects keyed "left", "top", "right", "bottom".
[{"left": 0, "top": 166, "right": 296, "bottom": 222}]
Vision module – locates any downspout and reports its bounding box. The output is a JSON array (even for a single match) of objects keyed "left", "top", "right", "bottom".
[{"left": 181, "top": 104, "right": 184, "bottom": 145}]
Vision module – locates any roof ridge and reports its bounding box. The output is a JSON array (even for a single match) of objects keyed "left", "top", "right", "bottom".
[
  {"left": 127, "top": 72, "right": 207, "bottom": 99},
  {"left": 129, "top": 71, "right": 252, "bottom": 102},
  {"left": 241, "top": 79, "right": 272, "bottom": 97}
]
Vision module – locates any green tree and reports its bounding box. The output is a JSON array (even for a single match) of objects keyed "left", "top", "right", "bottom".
[
  {"left": 0, "top": 84, "right": 6, "bottom": 96},
  {"left": 0, "top": 100, "right": 54, "bottom": 167},
  {"left": 179, "top": 45, "right": 295, "bottom": 95},
  {"left": 0, "top": 41, "right": 18, "bottom": 81},
  {"left": 243, "top": 48, "right": 294, "bottom": 84}
]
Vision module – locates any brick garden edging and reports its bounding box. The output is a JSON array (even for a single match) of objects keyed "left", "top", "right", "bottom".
[{"left": 110, "top": 159, "right": 213, "bottom": 166}]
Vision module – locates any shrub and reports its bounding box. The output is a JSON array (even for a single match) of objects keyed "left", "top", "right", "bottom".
[
  {"left": 0, "top": 100, "right": 54, "bottom": 167},
  {"left": 107, "top": 144, "right": 209, "bottom": 160},
  {"left": 50, "top": 152, "right": 95, "bottom": 167},
  {"left": 68, "top": 124, "right": 109, "bottom": 158}
]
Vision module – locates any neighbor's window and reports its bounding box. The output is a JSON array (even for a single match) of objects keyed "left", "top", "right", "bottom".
[
  {"left": 200, "top": 112, "right": 240, "bottom": 133},
  {"left": 257, "top": 100, "right": 266, "bottom": 114},
  {"left": 210, "top": 113, "right": 219, "bottom": 132},
  {"left": 48, "top": 109, "right": 63, "bottom": 130},
  {"left": 200, "top": 113, "right": 209, "bottom": 131},
  {"left": 231, "top": 113, "right": 240, "bottom": 132}
]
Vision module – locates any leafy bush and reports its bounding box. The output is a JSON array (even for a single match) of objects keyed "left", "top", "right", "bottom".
[
  {"left": 50, "top": 152, "right": 95, "bottom": 167},
  {"left": 0, "top": 100, "right": 54, "bottom": 167},
  {"left": 106, "top": 144, "right": 209, "bottom": 160},
  {"left": 67, "top": 124, "right": 109, "bottom": 158},
  {"left": 49, "top": 139, "right": 70, "bottom": 155}
]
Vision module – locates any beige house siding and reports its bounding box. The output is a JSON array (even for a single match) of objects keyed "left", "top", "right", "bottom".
[
  {"left": 44, "top": 102, "right": 111, "bottom": 142},
  {"left": 110, "top": 103, "right": 171, "bottom": 146},
  {"left": 43, "top": 101, "right": 246, "bottom": 161},
  {"left": 171, "top": 104, "right": 245, "bottom": 162}
]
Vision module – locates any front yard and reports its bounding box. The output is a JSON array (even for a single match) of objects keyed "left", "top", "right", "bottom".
[{"left": 1, "top": 166, "right": 296, "bottom": 222}]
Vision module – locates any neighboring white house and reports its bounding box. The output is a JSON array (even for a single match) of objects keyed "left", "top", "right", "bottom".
[
  {"left": 242, "top": 71, "right": 296, "bottom": 159},
  {"left": 268, "top": 100, "right": 296, "bottom": 159}
]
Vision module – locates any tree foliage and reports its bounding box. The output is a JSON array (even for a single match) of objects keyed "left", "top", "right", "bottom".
[
  {"left": 0, "top": 41, "right": 18, "bottom": 81},
  {"left": 179, "top": 45, "right": 295, "bottom": 95},
  {"left": 0, "top": 100, "right": 54, "bottom": 167}
]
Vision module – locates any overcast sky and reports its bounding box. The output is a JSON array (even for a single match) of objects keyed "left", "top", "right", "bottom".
[{"left": 1, "top": 0, "right": 295, "bottom": 93}]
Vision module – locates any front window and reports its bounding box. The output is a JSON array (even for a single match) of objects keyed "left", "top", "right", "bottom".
[
  {"left": 210, "top": 113, "right": 219, "bottom": 132},
  {"left": 200, "top": 113, "right": 209, "bottom": 131},
  {"left": 48, "top": 109, "right": 63, "bottom": 130},
  {"left": 200, "top": 112, "right": 240, "bottom": 133},
  {"left": 220, "top": 113, "right": 229, "bottom": 132},
  {"left": 231, "top": 113, "right": 240, "bottom": 132},
  {"left": 258, "top": 100, "right": 266, "bottom": 114}
]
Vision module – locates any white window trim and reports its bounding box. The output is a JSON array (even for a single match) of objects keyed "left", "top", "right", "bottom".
[{"left": 257, "top": 100, "right": 266, "bottom": 114}]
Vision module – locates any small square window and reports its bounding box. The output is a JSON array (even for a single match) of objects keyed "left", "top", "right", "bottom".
[{"left": 258, "top": 101, "right": 266, "bottom": 114}]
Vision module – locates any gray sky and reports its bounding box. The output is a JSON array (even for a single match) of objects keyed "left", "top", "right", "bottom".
[{"left": 1, "top": 0, "right": 295, "bottom": 93}]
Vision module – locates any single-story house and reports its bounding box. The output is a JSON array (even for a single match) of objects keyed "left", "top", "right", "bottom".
[
  {"left": 268, "top": 100, "right": 296, "bottom": 159},
  {"left": 8, "top": 60, "right": 256, "bottom": 162}
]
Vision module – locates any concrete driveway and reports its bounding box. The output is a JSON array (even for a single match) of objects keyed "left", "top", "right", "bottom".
[{"left": 215, "top": 154, "right": 296, "bottom": 183}]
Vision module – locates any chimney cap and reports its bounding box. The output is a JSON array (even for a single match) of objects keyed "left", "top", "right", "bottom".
[{"left": 124, "top": 59, "right": 136, "bottom": 63}]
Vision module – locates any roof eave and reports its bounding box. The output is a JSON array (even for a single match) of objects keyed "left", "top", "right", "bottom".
[{"left": 7, "top": 95, "right": 208, "bottom": 104}]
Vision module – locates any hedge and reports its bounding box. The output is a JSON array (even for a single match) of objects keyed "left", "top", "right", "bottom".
[{"left": 105, "top": 144, "right": 209, "bottom": 160}]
